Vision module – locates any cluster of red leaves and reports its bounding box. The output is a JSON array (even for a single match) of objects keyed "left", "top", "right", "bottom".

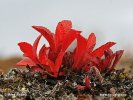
[
  {"left": 88, "top": 49, "right": 124, "bottom": 73},
  {"left": 16, "top": 20, "right": 80, "bottom": 77},
  {"left": 16, "top": 20, "right": 124, "bottom": 79}
]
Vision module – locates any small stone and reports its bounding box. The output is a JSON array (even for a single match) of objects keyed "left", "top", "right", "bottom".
[
  {"left": 27, "top": 82, "right": 31, "bottom": 86},
  {"left": 0, "top": 94, "right": 4, "bottom": 100},
  {"left": 73, "top": 82, "right": 77, "bottom": 87},
  {"left": 128, "top": 74, "right": 133, "bottom": 79},
  {"left": 21, "top": 87, "right": 26, "bottom": 91},
  {"left": 21, "top": 87, "right": 28, "bottom": 93},
  {"left": 110, "top": 87, "right": 116, "bottom": 94},
  {"left": 0, "top": 88, "right": 3, "bottom": 93},
  {"left": 12, "top": 95, "right": 16, "bottom": 99}
]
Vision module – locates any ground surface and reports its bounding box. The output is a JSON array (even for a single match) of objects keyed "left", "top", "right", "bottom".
[{"left": 0, "top": 67, "right": 132, "bottom": 100}]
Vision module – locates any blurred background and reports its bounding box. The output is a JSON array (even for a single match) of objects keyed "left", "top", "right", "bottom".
[{"left": 0, "top": 0, "right": 133, "bottom": 72}]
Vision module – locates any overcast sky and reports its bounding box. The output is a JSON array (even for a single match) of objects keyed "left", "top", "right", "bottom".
[{"left": 0, "top": 0, "right": 133, "bottom": 57}]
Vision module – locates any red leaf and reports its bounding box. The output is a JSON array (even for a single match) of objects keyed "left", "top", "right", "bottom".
[
  {"left": 39, "top": 45, "right": 49, "bottom": 63},
  {"left": 56, "top": 20, "right": 72, "bottom": 34},
  {"left": 54, "top": 52, "right": 65, "bottom": 74},
  {"left": 16, "top": 58, "right": 36, "bottom": 66},
  {"left": 85, "top": 75, "right": 91, "bottom": 90},
  {"left": 18, "top": 42, "right": 32, "bottom": 55},
  {"left": 72, "top": 33, "right": 96, "bottom": 71},
  {"left": 55, "top": 20, "right": 72, "bottom": 48},
  {"left": 110, "top": 50, "right": 124, "bottom": 70},
  {"left": 72, "top": 35, "right": 87, "bottom": 70},
  {"left": 62, "top": 29, "right": 81, "bottom": 51},
  {"left": 82, "top": 63, "right": 93, "bottom": 72},
  {"left": 86, "top": 33, "right": 96, "bottom": 53},
  {"left": 102, "top": 53, "right": 115, "bottom": 69},
  {"left": 77, "top": 85, "right": 85, "bottom": 91},
  {"left": 104, "top": 49, "right": 113, "bottom": 57},
  {"left": 78, "top": 33, "right": 96, "bottom": 69},
  {"left": 41, "top": 56, "right": 54, "bottom": 73},
  {"left": 33, "top": 35, "right": 42, "bottom": 58},
  {"left": 91, "top": 42, "right": 116, "bottom": 58},
  {"left": 18, "top": 42, "right": 37, "bottom": 63},
  {"left": 84, "top": 54, "right": 99, "bottom": 65},
  {"left": 32, "top": 26, "right": 55, "bottom": 51},
  {"left": 48, "top": 50, "right": 58, "bottom": 61}
]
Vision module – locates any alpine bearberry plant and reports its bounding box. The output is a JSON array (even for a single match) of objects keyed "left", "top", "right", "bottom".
[{"left": 17, "top": 20, "right": 123, "bottom": 77}]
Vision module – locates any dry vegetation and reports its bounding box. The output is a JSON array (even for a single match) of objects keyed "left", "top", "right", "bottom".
[{"left": 0, "top": 57, "right": 22, "bottom": 73}]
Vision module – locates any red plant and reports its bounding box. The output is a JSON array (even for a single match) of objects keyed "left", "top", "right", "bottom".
[
  {"left": 72, "top": 33, "right": 118, "bottom": 72},
  {"left": 16, "top": 20, "right": 124, "bottom": 80},
  {"left": 88, "top": 49, "right": 124, "bottom": 72},
  {"left": 16, "top": 20, "right": 124, "bottom": 92},
  {"left": 16, "top": 20, "right": 80, "bottom": 77}
]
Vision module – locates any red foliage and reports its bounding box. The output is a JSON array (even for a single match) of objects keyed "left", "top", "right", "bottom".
[
  {"left": 82, "top": 49, "right": 124, "bottom": 72},
  {"left": 16, "top": 20, "right": 80, "bottom": 77},
  {"left": 72, "top": 33, "right": 117, "bottom": 72},
  {"left": 16, "top": 20, "right": 124, "bottom": 78}
]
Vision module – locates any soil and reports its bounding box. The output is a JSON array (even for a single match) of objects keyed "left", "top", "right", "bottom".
[{"left": 0, "top": 67, "right": 133, "bottom": 100}]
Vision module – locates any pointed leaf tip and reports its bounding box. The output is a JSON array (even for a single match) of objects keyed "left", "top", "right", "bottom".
[
  {"left": 86, "top": 33, "right": 96, "bottom": 52},
  {"left": 33, "top": 35, "right": 42, "bottom": 57},
  {"left": 91, "top": 42, "right": 116, "bottom": 58},
  {"left": 18, "top": 42, "right": 33, "bottom": 54},
  {"left": 85, "top": 75, "right": 91, "bottom": 90},
  {"left": 32, "top": 25, "right": 55, "bottom": 51},
  {"left": 16, "top": 58, "right": 36, "bottom": 66},
  {"left": 110, "top": 50, "right": 124, "bottom": 70}
]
